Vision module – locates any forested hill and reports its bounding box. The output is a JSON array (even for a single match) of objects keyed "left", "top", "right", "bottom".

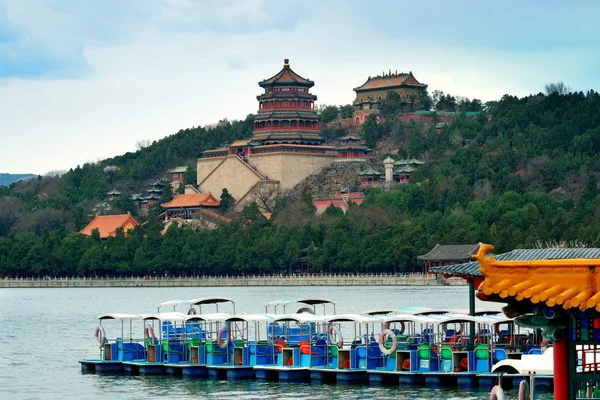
[
  {"left": 0, "top": 173, "right": 35, "bottom": 186},
  {"left": 1, "top": 90, "right": 600, "bottom": 278}
]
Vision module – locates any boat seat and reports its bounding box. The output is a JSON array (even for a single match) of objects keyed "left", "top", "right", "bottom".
[
  {"left": 440, "top": 344, "right": 453, "bottom": 360},
  {"left": 276, "top": 339, "right": 286, "bottom": 353},
  {"left": 494, "top": 348, "right": 507, "bottom": 361}
]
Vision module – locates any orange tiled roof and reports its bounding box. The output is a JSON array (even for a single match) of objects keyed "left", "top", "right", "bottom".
[
  {"left": 354, "top": 72, "right": 427, "bottom": 91},
  {"left": 476, "top": 243, "right": 600, "bottom": 312},
  {"left": 80, "top": 212, "right": 139, "bottom": 239},
  {"left": 161, "top": 193, "right": 220, "bottom": 208}
]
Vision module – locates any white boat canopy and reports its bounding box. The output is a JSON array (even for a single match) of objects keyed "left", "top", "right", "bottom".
[
  {"left": 224, "top": 314, "right": 275, "bottom": 323},
  {"left": 394, "top": 307, "right": 453, "bottom": 316},
  {"left": 326, "top": 314, "right": 385, "bottom": 324},
  {"left": 143, "top": 312, "right": 188, "bottom": 322},
  {"left": 381, "top": 314, "right": 443, "bottom": 325},
  {"left": 185, "top": 313, "right": 230, "bottom": 323},
  {"left": 430, "top": 313, "right": 492, "bottom": 325},
  {"left": 98, "top": 313, "right": 144, "bottom": 321},
  {"left": 265, "top": 297, "right": 336, "bottom": 314},
  {"left": 272, "top": 313, "right": 328, "bottom": 323},
  {"left": 158, "top": 297, "right": 235, "bottom": 313}
]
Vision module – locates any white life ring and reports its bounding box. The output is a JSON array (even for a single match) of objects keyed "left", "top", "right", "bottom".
[
  {"left": 378, "top": 329, "right": 397, "bottom": 355},
  {"left": 187, "top": 307, "right": 197, "bottom": 315},
  {"left": 95, "top": 325, "right": 106, "bottom": 349},
  {"left": 218, "top": 322, "right": 230, "bottom": 349},
  {"left": 328, "top": 324, "right": 343, "bottom": 348},
  {"left": 385, "top": 321, "right": 405, "bottom": 335}
]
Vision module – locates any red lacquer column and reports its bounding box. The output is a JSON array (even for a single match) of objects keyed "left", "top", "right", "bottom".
[{"left": 553, "top": 329, "right": 568, "bottom": 400}]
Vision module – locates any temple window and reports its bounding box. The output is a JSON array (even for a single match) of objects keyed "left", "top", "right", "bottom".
[{"left": 355, "top": 117, "right": 360, "bottom": 126}]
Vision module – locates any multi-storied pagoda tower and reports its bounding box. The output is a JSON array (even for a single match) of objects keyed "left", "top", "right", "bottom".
[
  {"left": 197, "top": 59, "right": 338, "bottom": 209},
  {"left": 252, "top": 59, "right": 324, "bottom": 145}
]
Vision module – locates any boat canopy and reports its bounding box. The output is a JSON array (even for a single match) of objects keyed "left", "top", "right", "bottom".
[
  {"left": 98, "top": 313, "right": 144, "bottom": 320},
  {"left": 272, "top": 313, "right": 328, "bottom": 323},
  {"left": 224, "top": 314, "right": 275, "bottom": 323},
  {"left": 143, "top": 312, "right": 188, "bottom": 322},
  {"left": 431, "top": 313, "right": 491, "bottom": 325},
  {"left": 361, "top": 309, "right": 396, "bottom": 316},
  {"left": 158, "top": 297, "right": 235, "bottom": 313},
  {"left": 394, "top": 307, "right": 452, "bottom": 316},
  {"left": 380, "top": 314, "right": 442, "bottom": 325},
  {"left": 266, "top": 297, "right": 336, "bottom": 314},
  {"left": 185, "top": 313, "right": 230, "bottom": 323},
  {"left": 183, "top": 297, "right": 235, "bottom": 306},
  {"left": 452, "top": 308, "right": 502, "bottom": 316},
  {"left": 326, "top": 314, "right": 385, "bottom": 324},
  {"left": 158, "top": 299, "right": 186, "bottom": 308}
]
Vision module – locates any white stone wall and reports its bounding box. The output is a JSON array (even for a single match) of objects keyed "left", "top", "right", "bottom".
[{"left": 197, "top": 156, "right": 262, "bottom": 201}]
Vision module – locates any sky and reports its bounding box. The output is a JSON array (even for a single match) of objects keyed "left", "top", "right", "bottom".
[{"left": 1, "top": 0, "right": 599, "bottom": 175}]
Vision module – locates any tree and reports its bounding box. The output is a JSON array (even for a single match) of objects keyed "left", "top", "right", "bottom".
[
  {"left": 544, "top": 82, "right": 571, "bottom": 95},
  {"left": 317, "top": 105, "right": 339, "bottom": 123},
  {"left": 78, "top": 245, "right": 103, "bottom": 276},
  {"left": 253, "top": 183, "right": 279, "bottom": 213},
  {"left": 0, "top": 197, "right": 25, "bottom": 236},
  {"left": 219, "top": 188, "right": 235, "bottom": 213},
  {"left": 339, "top": 105, "right": 354, "bottom": 119}
]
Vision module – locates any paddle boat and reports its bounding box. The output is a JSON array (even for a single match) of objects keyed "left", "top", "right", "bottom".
[
  {"left": 265, "top": 297, "right": 335, "bottom": 315},
  {"left": 366, "top": 313, "right": 441, "bottom": 385},
  {"left": 204, "top": 314, "right": 275, "bottom": 380},
  {"left": 120, "top": 312, "right": 188, "bottom": 375},
  {"left": 309, "top": 314, "right": 387, "bottom": 384},
  {"left": 255, "top": 313, "right": 328, "bottom": 381},
  {"left": 79, "top": 313, "right": 146, "bottom": 374},
  {"left": 158, "top": 297, "right": 236, "bottom": 315}
]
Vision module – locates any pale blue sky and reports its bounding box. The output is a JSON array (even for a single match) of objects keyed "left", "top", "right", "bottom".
[{"left": 1, "top": 0, "right": 599, "bottom": 174}]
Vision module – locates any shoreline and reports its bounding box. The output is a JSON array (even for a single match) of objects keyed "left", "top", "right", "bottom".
[{"left": 0, "top": 274, "right": 465, "bottom": 288}]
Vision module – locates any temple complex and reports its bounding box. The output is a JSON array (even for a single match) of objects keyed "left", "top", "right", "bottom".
[
  {"left": 353, "top": 71, "right": 428, "bottom": 125},
  {"left": 197, "top": 59, "right": 339, "bottom": 210}
]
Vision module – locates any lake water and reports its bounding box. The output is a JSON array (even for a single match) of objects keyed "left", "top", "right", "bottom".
[{"left": 0, "top": 285, "right": 549, "bottom": 399}]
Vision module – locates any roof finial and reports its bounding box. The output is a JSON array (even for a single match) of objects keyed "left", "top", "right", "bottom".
[{"left": 284, "top": 58, "right": 290, "bottom": 67}]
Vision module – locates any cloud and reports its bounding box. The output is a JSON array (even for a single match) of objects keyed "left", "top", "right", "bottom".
[
  {"left": 0, "top": 1, "right": 599, "bottom": 174},
  {"left": 0, "top": 0, "right": 310, "bottom": 80}
]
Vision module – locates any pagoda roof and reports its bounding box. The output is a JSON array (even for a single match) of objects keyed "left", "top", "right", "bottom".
[
  {"left": 80, "top": 212, "right": 139, "bottom": 239},
  {"left": 161, "top": 193, "right": 220, "bottom": 209},
  {"left": 338, "top": 135, "right": 364, "bottom": 141},
  {"left": 252, "top": 133, "right": 325, "bottom": 142},
  {"left": 258, "top": 92, "right": 317, "bottom": 101},
  {"left": 255, "top": 111, "right": 319, "bottom": 120},
  {"left": 168, "top": 166, "right": 188, "bottom": 173},
  {"left": 395, "top": 158, "right": 425, "bottom": 166},
  {"left": 396, "top": 165, "right": 415, "bottom": 174},
  {"left": 430, "top": 247, "right": 600, "bottom": 280},
  {"left": 259, "top": 59, "right": 314, "bottom": 88},
  {"left": 354, "top": 71, "right": 427, "bottom": 92},
  {"left": 202, "top": 147, "right": 228, "bottom": 153},
  {"left": 107, "top": 189, "right": 121, "bottom": 195},
  {"left": 359, "top": 166, "right": 382, "bottom": 176},
  {"left": 334, "top": 145, "right": 370, "bottom": 151},
  {"left": 229, "top": 140, "right": 251, "bottom": 147},
  {"left": 417, "top": 244, "right": 480, "bottom": 261},
  {"left": 474, "top": 244, "right": 600, "bottom": 313}
]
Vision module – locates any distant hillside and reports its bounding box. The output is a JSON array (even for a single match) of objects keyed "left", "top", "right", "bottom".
[{"left": 0, "top": 173, "right": 35, "bottom": 186}]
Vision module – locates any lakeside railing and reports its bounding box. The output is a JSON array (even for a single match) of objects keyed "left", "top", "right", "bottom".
[{"left": 0, "top": 273, "right": 465, "bottom": 288}]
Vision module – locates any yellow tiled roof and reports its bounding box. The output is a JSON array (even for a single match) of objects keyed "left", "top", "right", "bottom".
[{"left": 476, "top": 243, "right": 600, "bottom": 312}]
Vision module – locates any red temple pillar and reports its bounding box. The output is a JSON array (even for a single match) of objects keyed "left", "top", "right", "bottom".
[{"left": 553, "top": 329, "right": 568, "bottom": 400}]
